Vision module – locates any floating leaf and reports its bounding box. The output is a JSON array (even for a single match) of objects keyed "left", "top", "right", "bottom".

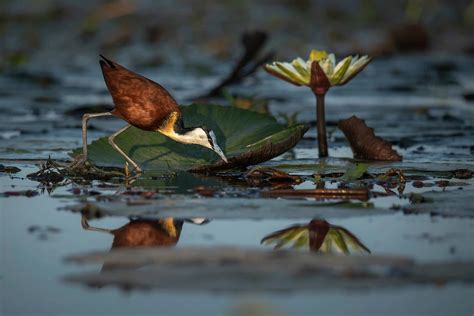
[
  {"left": 0, "top": 164, "right": 21, "bottom": 173},
  {"left": 338, "top": 116, "right": 402, "bottom": 161},
  {"left": 338, "top": 163, "right": 369, "bottom": 181},
  {"left": 245, "top": 167, "right": 302, "bottom": 185},
  {"left": 71, "top": 104, "right": 308, "bottom": 172}
]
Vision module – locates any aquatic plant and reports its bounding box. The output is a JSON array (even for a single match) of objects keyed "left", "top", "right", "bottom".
[
  {"left": 265, "top": 50, "right": 371, "bottom": 157},
  {"left": 73, "top": 104, "right": 308, "bottom": 172}
]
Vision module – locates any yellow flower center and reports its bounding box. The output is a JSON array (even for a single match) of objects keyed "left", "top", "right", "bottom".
[{"left": 309, "top": 50, "right": 328, "bottom": 62}]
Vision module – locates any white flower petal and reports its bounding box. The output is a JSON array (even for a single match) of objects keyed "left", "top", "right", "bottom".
[
  {"left": 328, "top": 53, "right": 336, "bottom": 69},
  {"left": 330, "top": 56, "right": 352, "bottom": 85},
  {"left": 291, "top": 57, "right": 310, "bottom": 84},
  {"left": 350, "top": 55, "right": 359, "bottom": 66},
  {"left": 340, "top": 55, "right": 371, "bottom": 84},
  {"left": 275, "top": 62, "right": 308, "bottom": 85},
  {"left": 265, "top": 63, "right": 304, "bottom": 86},
  {"left": 319, "top": 57, "right": 334, "bottom": 77}
]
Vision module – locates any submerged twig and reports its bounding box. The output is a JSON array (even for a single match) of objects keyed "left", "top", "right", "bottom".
[
  {"left": 27, "top": 157, "right": 125, "bottom": 186},
  {"left": 261, "top": 188, "right": 369, "bottom": 200}
]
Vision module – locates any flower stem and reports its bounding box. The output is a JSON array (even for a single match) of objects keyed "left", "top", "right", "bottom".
[{"left": 315, "top": 92, "right": 328, "bottom": 158}]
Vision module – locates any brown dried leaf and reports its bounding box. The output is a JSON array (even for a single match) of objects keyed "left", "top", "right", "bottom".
[{"left": 338, "top": 116, "right": 402, "bottom": 161}]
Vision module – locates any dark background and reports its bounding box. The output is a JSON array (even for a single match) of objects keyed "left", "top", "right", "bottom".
[{"left": 1, "top": 0, "right": 473, "bottom": 71}]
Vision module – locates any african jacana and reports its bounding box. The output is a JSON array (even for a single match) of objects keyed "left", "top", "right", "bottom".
[{"left": 80, "top": 55, "right": 228, "bottom": 172}]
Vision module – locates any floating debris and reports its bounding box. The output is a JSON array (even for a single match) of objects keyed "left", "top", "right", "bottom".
[
  {"left": 245, "top": 167, "right": 302, "bottom": 186},
  {"left": 261, "top": 188, "right": 370, "bottom": 200},
  {"left": 0, "top": 164, "right": 21, "bottom": 173},
  {"left": 0, "top": 190, "right": 38, "bottom": 198}
]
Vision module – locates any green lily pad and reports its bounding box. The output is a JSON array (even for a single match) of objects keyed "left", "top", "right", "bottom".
[{"left": 71, "top": 104, "right": 308, "bottom": 172}]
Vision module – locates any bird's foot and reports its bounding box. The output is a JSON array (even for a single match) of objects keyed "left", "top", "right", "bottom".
[
  {"left": 123, "top": 163, "right": 141, "bottom": 186},
  {"left": 124, "top": 162, "right": 142, "bottom": 179}
]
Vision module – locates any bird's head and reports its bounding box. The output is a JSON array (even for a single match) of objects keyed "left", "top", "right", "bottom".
[{"left": 181, "top": 127, "right": 228, "bottom": 163}]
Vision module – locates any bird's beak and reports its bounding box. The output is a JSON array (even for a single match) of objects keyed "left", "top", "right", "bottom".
[{"left": 213, "top": 143, "right": 228, "bottom": 163}]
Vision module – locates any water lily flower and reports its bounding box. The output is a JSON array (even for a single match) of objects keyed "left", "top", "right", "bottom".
[
  {"left": 264, "top": 50, "right": 371, "bottom": 89},
  {"left": 261, "top": 219, "right": 370, "bottom": 255},
  {"left": 264, "top": 50, "right": 372, "bottom": 157}
]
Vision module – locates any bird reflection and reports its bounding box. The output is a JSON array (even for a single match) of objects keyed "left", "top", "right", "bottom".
[
  {"left": 261, "top": 219, "right": 370, "bottom": 255},
  {"left": 81, "top": 214, "right": 208, "bottom": 271}
]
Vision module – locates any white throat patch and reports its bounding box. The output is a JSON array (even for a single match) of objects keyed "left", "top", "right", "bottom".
[{"left": 162, "top": 127, "right": 211, "bottom": 148}]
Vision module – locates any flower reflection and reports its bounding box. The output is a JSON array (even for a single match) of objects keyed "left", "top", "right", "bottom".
[{"left": 261, "top": 219, "right": 370, "bottom": 255}]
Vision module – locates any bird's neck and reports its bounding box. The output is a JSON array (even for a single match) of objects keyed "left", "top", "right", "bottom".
[
  {"left": 160, "top": 129, "right": 200, "bottom": 145},
  {"left": 157, "top": 112, "right": 198, "bottom": 145}
]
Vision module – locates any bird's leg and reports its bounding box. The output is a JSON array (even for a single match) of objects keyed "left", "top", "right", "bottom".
[
  {"left": 81, "top": 214, "right": 112, "bottom": 234},
  {"left": 108, "top": 125, "right": 142, "bottom": 173},
  {"left": 80, "top": 112, "right": 113, "bottom": 162},
  {"left": 123, "top": 162, "right": 140, "bottom": 186}
]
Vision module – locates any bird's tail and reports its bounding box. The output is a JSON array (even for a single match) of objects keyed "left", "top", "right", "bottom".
[{"left": 99, "top": 54, "right": 116, "bottom": 69}]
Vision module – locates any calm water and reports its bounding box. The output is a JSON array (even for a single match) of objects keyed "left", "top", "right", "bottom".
[
  {"left": 1, "top": 162, "right": 474, "bottom": 315},
  {"left": 1, "top": 15, "right": 474, "bottom": 312}
]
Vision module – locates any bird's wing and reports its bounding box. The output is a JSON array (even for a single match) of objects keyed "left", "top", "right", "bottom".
[{"left": 99, "top": 55, "right": 180, "bottom": 131}]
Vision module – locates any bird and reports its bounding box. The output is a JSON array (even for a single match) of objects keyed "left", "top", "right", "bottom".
[{"left": 79, "top": 55, "right": 228, "bottom": 173}]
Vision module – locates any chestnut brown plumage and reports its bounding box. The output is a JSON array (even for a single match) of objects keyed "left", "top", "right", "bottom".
[
  {"left": 99, "top": 56, "right": 180, "bottom": 131},
  {"left": 79, "top": 55, "right": 228, "bottom": 173}
]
